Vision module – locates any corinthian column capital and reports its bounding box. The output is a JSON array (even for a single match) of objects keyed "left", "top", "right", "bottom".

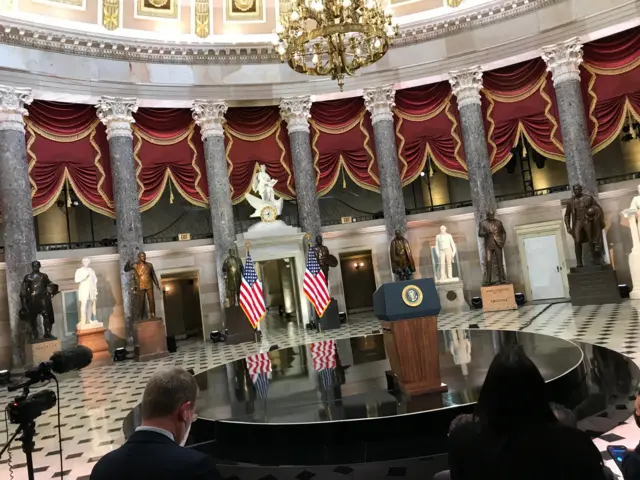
[
  {"left": 363, "top": 85, "right": 396, "bottom": 125},
  {"left": 279, "top": 96, "right": 312, "bottom": 134},
  {"left": 192, "top": 100, "right": 228, "bottom": 140},
  {"left": 448, "top": 66, "right": 483, "bottom": 108},
  {"left": 541, "top": 38, "right": 583, "bottom": 87},
  {"left": 96, "top": 96, "right": 139, "bottom": 140},
  {"left": 0, "top": 86, "right": 33, "bottom": 133}
]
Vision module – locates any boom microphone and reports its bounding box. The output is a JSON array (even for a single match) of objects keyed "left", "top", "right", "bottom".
[
  {"left": 48, "top": 345, "right": 93, "bottom": 374},
  {"left": 9, "top": 346, "right": 94, "bottom": 391}
]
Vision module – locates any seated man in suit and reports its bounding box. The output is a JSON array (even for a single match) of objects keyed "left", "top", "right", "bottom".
[{"left": 91, "top": 367, "right": 221, "bottom": 480}]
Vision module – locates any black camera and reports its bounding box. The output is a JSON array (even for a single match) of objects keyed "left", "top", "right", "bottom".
[{"left": 8, "top": 390, "right": 57, "bottom": 425}]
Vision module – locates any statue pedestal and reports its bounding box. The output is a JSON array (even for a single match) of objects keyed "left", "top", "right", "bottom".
[
  {"left": 225, "top": 306, "right": 257, "bottom": 345},
  {"left": 435, "top": 280, "right": 469, "bottom": 313},
  {"left": 76, "top": 325, "right": 112, "bottom": 367},
  {"left": 481, "top": 284, "right": 517, "bottom": 312},
  {"left": 568, "top": 265, "right": 621, "bottom": 306},
  {"left": 26, "top": 339, "right": 61, "bottom": 366},
  {"left": 135, "top": 318, "right": 169, "bottom": 362},
  {"left": 317, "top": 298, "right": 341, "bottom": 332}
]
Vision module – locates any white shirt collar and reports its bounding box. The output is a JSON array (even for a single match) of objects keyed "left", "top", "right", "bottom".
[{"left": 135, "top": 426, "right": 175, "bottom": 442}]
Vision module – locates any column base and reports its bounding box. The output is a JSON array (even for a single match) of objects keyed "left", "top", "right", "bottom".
[
  {"left": 76, "top": 325, "right": 112, "bottom": 367},
  {"left": 481, "top": 284, "right": 517, "bottom": 312},
  {"left": 26, "top": 339, "right": 61, "bottom": 366},
  {"left": 134, "top": 318, "right": 169, "bottom": 362}
]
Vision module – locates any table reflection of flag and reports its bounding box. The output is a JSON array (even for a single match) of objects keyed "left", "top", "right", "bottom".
[
  {"left": 246, "top": 352, "right": 271, "bottom": 400},
  {"left": 310, "top": 340, "right": 337, "bottom": 390}
]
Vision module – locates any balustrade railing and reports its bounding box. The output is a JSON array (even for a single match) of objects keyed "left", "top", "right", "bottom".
[{"left": 13, "top": 171, "right": 638, "bottom": 254}]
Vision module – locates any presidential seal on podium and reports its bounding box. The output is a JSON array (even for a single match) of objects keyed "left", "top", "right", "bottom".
[{"left": 401, "top": 284, "right": 423, "bottom": 307}]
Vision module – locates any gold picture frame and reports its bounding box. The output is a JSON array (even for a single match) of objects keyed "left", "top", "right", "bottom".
[
  {"left": 225, "top": 0, "right": 264, "bottom": 22},
  {"left": 34, "top": 0, "right": 85, "bottom": 7},
  {"left": 136, "top": 0, "right": 179, "bottom": 19}
]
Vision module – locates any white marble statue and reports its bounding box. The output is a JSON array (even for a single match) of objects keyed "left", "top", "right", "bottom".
[
  {"left": 74, "top": 257, "right": 101, "bottom": 328},
  {"left": 435, "top": 225, "right": 459, "bottom": 282},
  {"left": 631, "top": 185, "right": 640, "bottom": 211},
  {"left": 245, "top": 164, "right": 284, "bottom": 223},
  {"left": 445, "top": 329, "right": 472, "bottom": 376}
]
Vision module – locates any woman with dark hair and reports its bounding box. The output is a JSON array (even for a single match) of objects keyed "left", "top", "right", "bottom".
[{"left": 445, "top": 345, "right": 606, "bottom": 480}]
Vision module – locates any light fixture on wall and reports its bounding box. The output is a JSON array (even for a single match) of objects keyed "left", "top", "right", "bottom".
[
  {"left": 354, "top": 261, "right": 365, "bottom": 270},
  {"left": 163, "top": 285, "right": 170, "bottom": 293}
]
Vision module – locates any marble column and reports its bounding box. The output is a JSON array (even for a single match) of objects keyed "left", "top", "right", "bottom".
[
  {"left": 363, "top": 85, "right": 407, "bottom": 239},
  {"left": 280, "top": 96, "right": 321, "bottom": 239},
  {"left": 0, "top": 86, "right": 36, "bottom": 369},
  {"left": 96, "top": 96, "right": 142, "bottom": 352},
  {"left": 448, "top": 67, "right": 497, "bottom": 260},
  {"left": 192, "top": 101, "right": 235, "bottom": 319},
  {"left": 542, "top": 38, "right": 598, "bottom": 197}
]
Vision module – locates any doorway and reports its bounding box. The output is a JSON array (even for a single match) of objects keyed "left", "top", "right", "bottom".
[
  {"left": 515, "top": 221, "right": 569, "bottom": 301},
  {"left": 339, "top": 250, "right": 376, "bottom": 314},
  {"left": 255, "top": 257, "right": 300, "bottom": 320},
  {"left": 160, "top": 271, "right": 203, "bottom": 340}
]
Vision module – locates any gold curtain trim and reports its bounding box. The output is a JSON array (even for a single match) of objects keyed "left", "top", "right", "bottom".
[
  {"left": 312, "top": 124, "right": 340, "bottom": 197},
  {"left": 275, "top": 122, "right": 295, "bottom": 199},
  {"left": 226, "top": 120, "right": 279, "bottom": 142},
  {"left": 517, "top": 122, "right": 565, "bottom": 162},
  {"left": 139, "top": 169, "right": 170, "bottom": 212},
  {"left": 395, "top": 115, "right": 429, "bottom": 187},
  {"left": 592, "top": 97, "right": 638, "bottom": 155},
  {"left": 133, "top": 124, "right": 192, "bottom": 145},
  {"left": 133, "top": 131, "right": 146, "bottom": 201},
  {"left": 444, "top": 97, "right": 467, "bottom": 177},
  {"left": 26, "top": 119, "right": 99, "bottom": 143},
  {"left": 539, "top": 75, "right": 565, "bottom": 154},
  {"left": 482, "top": 73, "right": 546, "bottom": 104},
  {"left": 310, "top": 108, "right": 364, "bottom": 135},
  {"left": 485, "top": 94, "right": 499, "bottom": 168},
  {"left": 583, "top": 66, "right": 600, "bottom": 147},
  {"left": 584, "top": 56, "right": 640, "bottom": 76},
  {"left": 89, "top": 124, "right": 115, "bottom": 214},
  {"left": 393, "top": 96, "right": 448, "bottom": 122},
  {"left": 358, "top": 114, "right": 379, "bottom": 190},
  {"left": 66, "top": 166, "right": 117, "bottom": 218},
  {"left": 187, "top": 125, "right": 209, "bottom": 206},
  {"left": 26, "top": 124, "right": 38, "bottom": 201}
]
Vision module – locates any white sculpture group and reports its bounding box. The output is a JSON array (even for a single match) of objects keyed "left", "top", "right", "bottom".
[
  {"left": 74, "top": 257, "right": 103, "bottom": 329},
  {"left": 245, "top": 164, "right": 284, "bottom": 223}
]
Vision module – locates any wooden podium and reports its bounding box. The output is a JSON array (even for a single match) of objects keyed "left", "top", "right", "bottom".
[{"left": 374, "top": 278, "right": 447, "bottom": 396}]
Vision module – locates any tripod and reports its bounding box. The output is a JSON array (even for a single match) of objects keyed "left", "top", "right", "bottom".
[{"left": 0, "top": 420, "right": 37, "bottom": 480}]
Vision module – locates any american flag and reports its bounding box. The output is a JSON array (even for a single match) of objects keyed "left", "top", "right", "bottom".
[
  {"left": 310, "top": 340, "right": 337, "bottom": 391},
  {"left": 240, "top": 253, "right": 266, "bottom": 329},
  {"left": 310, "top": 340, "right": 337, "bottom": 371},
  {"left": 303, "top": 248, "right": 331, "bottom": 317},
  {"left": 246, "top": 352, "right": 271, "bottom": 400}
]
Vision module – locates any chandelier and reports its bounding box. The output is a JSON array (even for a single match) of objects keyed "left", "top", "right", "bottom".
[{"left": 274, "top": 0, "right": 399, "bottom": 91}]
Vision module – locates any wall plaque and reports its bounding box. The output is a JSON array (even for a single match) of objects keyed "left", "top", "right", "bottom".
[
  {"left": 137, "top": 0, "right": 179, "bottom": 19},
  {"left": 481, "top": 284, "right": 517, "bottom": 312}
]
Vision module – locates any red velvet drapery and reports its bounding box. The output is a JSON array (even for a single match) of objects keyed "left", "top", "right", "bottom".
[
  {"left": 582, "top": 28, "right": 640, "bottom": 153},
  {"left": 482, "top": 59, "right": 564, "bottom": 166},
  {"left": 26, "top": 101, "right": 113, "bottom": 216},
  {"left": 310, "top": 98, "right": 378, "bottom": 194},
  {"left": 224, "top": 106, "right": 294, "bottom": 203},
  {"left": 394, "top": 82, "right": 467, "bottom": 179},
  {"left": 133, "top": 108, "right": 207, "bottom": 211}
]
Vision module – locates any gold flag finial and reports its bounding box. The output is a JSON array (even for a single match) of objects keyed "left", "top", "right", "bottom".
[{"left": 244, "top": 240, "right": 251, "bottom": 253}]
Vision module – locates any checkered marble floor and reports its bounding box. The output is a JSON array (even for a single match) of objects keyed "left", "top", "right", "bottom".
[{"left": 1, "top": 302, "right": 640, "bottom": 479}]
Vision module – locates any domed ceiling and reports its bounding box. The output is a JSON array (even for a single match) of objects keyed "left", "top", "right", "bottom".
[{"left": 0, "top": 0, "right": 558, "bottom": 63}]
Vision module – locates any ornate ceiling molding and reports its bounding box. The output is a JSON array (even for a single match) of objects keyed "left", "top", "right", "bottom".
[{"left": 0, "top": 0, "right": 562, "bottom": 65}]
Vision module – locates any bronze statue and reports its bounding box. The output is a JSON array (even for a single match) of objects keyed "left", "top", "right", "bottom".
[
  {"left": 222, "top": 247, "right": 244, "bottom": 307},
  {"left": 478, "top": 211, "right": 507, "bottom": 285},
  {"left": 312, "top": 235, "right": 337, "bottom": 285},
  {"left": 390, "top": 230, "right": 416, "bottom": 281},
  {"left": 564, "top": 184, "right": 605, "bottom": 267},
  {"left": 20, "top": 260, "right": 59, "bottom": 342},
  {"left": 124, "top": 252, "right": 160, "bottom": 320}
]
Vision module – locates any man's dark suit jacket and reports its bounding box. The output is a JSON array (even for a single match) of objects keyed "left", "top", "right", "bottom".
[{"left": 90, "top": 430, "right": 222, "bottom": 480}]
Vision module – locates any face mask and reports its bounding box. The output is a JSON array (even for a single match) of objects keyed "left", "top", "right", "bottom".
[{"left": 179, "top": 417, "right": 192, "bottom": 447}]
